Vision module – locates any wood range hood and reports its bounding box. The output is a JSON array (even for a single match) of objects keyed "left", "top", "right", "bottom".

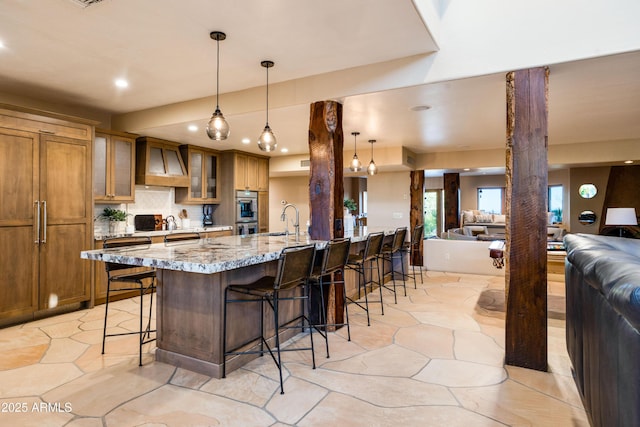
[{"left": 135, "top": 136, "right": 189, "bottom": 187}]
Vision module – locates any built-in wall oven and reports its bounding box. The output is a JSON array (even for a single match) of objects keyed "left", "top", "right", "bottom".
[{"left": 236, "top": 190, "right": 258, "bottom": 235}]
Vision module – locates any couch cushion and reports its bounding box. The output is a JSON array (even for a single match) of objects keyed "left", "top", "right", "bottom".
[
  {"left": 492, "top": 214, "right": 506, "bottom": 224},
  {"left": 474, "top": 214, "right": 493, "bottom": 223},
  {"left": 607, "top": 281, "right": 640, "bottom": 331}
]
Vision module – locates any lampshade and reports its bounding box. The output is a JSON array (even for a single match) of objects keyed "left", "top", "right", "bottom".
[
  {"left": 367, "top": 139, "right": 377, "bottom": 175},
  {"left": 349, "top": 131, "right": 362, "bottom": 172},
  {"left": 206, "top": 31, "right": 230, "bottom": 141},
  {"left": 605, "top": 208, "right": 638, "bottom": 226},
  {"left": 257, "top": 60, "right": 277, "bottom": 152}
]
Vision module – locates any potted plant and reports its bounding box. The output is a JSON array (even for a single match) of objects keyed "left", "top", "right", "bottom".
[
  {"left": 343, "top": 198, "right": 357, "bottom": 214},
  {"left": 99, "top": 207, "right": 129, "bottom": 235}
]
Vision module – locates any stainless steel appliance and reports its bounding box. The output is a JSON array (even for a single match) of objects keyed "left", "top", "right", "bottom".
[
  {"left": 236, "top": 190, "right": 257, "bottom": 222},
  {"left": 236, "top": 190, "right": 258, "bottom": 235},
  {"left": 237, "top": 222, "right": 258, "bottom": 235}
]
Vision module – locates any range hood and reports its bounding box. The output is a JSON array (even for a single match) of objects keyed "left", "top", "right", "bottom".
[{"left": 135, "top": 136, "right": 189, "bottom": 188}]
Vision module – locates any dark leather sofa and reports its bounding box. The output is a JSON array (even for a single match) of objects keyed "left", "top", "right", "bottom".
[{"left": 564, "top": 233, "right": 640, "bottom": 427}]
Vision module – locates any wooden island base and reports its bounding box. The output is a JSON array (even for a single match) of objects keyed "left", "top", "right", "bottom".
[{"left": 154, "top": 262, "right": 304, "bottom": 378}]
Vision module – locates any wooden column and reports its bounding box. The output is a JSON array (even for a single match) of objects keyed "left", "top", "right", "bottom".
[
  {"left": 443, "top": 173, "right": 460, "bottom": 231},
  {"left": 409, "top": 170, "right": 424, "bottom": 265},
  {"left": 505, "top": 67, "right": 549, "bottom": 371},
  {"left": 308, "top": 100, "right": 344, "bottom": 326},
  {"left": 308, "top": 101, "right": 344, "bottom": 240}
]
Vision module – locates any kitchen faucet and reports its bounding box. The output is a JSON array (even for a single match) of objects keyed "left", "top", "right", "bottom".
[{"left": 280, "top": 203, "right": 299, "bottom": 238}]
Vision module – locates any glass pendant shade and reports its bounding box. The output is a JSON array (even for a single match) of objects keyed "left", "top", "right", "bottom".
[
  {"left": 351, "top": 154, "right": 362, "bottom": 171},
  {"left": 258, "top": 124, "right": 277, "bottom": 152},
  {"left": 207, "top": 31, "right": 230, "bottom": 141},
  {"left": 367, "top": 160, "right": 378, "bottom": 175},
  {"left": 349, "top": 131, "right": 362, "bottom": 172},
  {"left": 258, "top": 60, "right": 276, "bottom": 152},
  {"left": 367, "top": 139, "right": 378, "bottom": 175},
  {"left": 206, "top": 107, "right": 230, "bottom": 140}
]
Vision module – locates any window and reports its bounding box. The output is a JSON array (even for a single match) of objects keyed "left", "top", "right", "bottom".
[
  {"left": 423, "top": 190, "right": 442, "bottom": 238},
  {"left": 548, "top": 185, "right": 563, "bottom": 223},
  {"left": 477, "top": 187, "right": 503, "bottom": 214}
]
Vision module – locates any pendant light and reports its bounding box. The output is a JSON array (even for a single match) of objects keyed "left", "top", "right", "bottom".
[
  {"left": 257, "top": 60, "right": 277, "bottom": 152},
  {"left": 206, "top": 31, "right": 230, "bottom": 141},
  {"left": 349, "top": 131, "right": 362, "bottom": 172},
  {"left": 367, "top": 139, "right": 378, "bottom": 175}
]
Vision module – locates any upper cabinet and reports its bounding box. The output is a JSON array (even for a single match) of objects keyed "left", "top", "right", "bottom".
[
  {"left": 135, "top": 136, "right": 188, "bottom": 187},
  {"left": 175, "top": 145, "right": 221, "bottom": 204},
  {"left": 94, "top": 129, "right": 136, "bottom": 203},
  {"left": 234, "top": 153, "right": 269, "bottom": 191}
]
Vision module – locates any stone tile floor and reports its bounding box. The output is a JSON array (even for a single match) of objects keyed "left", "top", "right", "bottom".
[{"left": 0, "top": 271, "right": 587, "bottom": 426}]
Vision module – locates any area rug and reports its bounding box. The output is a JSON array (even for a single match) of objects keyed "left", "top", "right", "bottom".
[{"left": 476, "top": 289, "right": 566, "bottom": 320}]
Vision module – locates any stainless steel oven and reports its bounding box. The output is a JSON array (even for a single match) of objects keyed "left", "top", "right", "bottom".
[
  {"left": 236, "top": 190, "right": 258, "bottom": 222},
  {"left": 236, "top": 222, "right": 258, "bottom": 235}
]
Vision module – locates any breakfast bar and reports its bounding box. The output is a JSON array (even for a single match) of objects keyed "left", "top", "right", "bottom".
[
  {"left": 82, "top": 233, "right": 327, "bottom": 377},
  {"left": 81, "top": 228, "right": 399, "bottom": 377}
]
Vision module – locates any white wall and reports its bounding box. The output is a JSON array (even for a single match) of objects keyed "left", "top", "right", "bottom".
[
  {"left": 366, "top": 171, "right": 411, "bottom": 230},
  {"left": 268, "top": 176, "right": 311, "bottom": 233}
]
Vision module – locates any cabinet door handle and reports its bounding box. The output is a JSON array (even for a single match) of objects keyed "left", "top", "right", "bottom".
[
  {"left": 42, "top": 200, "right": 47, "bottom": 244},
  {"left": 35, "top": 200, "right": 40, "bottom": 244}
]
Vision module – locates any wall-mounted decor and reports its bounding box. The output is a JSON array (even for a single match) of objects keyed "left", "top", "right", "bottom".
[{"left": 578, "top": 183, "right": 597, "bottom": 199}]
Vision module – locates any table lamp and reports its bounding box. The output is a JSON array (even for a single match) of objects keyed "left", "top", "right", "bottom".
[{"left": 605, "top": 207, "right": 638, "bottom": 237}]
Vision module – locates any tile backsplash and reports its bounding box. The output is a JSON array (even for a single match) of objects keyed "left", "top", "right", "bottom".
[{"left": 94, "top": 185, "right": 213, "bottom": 235}]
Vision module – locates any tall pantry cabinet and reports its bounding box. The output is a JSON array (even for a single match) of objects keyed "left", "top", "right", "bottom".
[{"left": 0, "top": 106, "right": 94, "bottom": 324}]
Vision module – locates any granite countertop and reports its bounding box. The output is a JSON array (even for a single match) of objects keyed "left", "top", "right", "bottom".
[
  {"left": 82, "top": 233, "right": 328, "bottom": 274},
  {"left": 83, "top": 227, "right": 398, "bottom": 275},
  {"left": 94, "top": 225, "right": 233, "bottom": 240}
]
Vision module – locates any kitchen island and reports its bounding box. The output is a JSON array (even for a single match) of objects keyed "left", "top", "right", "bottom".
[
  {"left": 82, "top": 233, "right": 329, "bottom": 377},
  {"left": 81, "top": 228, "right": 397, "bottom": 377}
]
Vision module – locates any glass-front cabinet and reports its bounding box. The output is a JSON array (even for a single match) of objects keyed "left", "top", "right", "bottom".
[
  {"left": 94, "top": 129, "right": 136, "bottom": 203},
  {"left": 175, "top": 145, "right": 220, "bottom": 204}
]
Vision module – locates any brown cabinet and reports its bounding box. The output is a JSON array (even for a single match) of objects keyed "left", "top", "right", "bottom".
[
  {"left": 258, "top": 191, "right": 269, "bottom": 233},
  {"left": 234, "top": 153, "right": 268, "bottom": 191},
  {"left": 0, "top": 106, "right": 93, "bottom": 323},
  {"left": 257, "top": 157, "right": 269, "bottom": 191},
  {"left": 94, "top": 129, "right": 136, "bottom": 203},
  {"left": 175, "top": 145, "right": 220, "bottom": 204},
  {"left": 135, "top": 136, "right": 189, "bottom": 187}
]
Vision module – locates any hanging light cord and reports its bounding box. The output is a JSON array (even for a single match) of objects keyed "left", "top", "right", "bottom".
[
  {"left": 265, "top": 65, "right": 269, "bottom": 126},
  {"left": 215, "top": 37, "right": 221, "bottom": 110}
]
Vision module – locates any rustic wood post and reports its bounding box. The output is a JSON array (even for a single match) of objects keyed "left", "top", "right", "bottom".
[
  {"left": 505, "top": 67, "right": 549, "bottom": 371},
  {"left": 308, "top": 100, "right": 344, "bottom": 326},
  {"left": 409, "top": 170, "right": 424, "bottom": 265},
  {"left": 443, "top": 173, "right": 460, "bottom": 232}
]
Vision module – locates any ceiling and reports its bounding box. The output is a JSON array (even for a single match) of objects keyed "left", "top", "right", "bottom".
[{"left": 1, "top": 0, "right": 639, "bottom": 160}]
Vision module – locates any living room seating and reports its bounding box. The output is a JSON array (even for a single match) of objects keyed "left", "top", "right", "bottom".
[{"left": 564, "top": 233, "right": 640, "bottom": 427}]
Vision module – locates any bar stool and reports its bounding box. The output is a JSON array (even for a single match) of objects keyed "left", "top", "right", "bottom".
[
  {"left": 378, "top": 227, "right": 408, "bottom": 303},
  {"left": 345, "top": 232, "right": 384, "bottom": 326},
  {"left": 308, "top": 237, "right": 352, "bottom": 358},
  {"left": 402, "top": 224, "right": 425, "bottom": 288},
  {"left": 222, "top": 244, "right": 316, "bottom": 394},
  {"left": 102, "top": 236, "right": 157, "bottom": 366},
  {"left": 164, "top": 231, "right": 201, "bottom": 244}
]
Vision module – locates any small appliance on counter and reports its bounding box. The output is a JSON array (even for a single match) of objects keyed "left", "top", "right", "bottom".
[
  {"left": 134, "top": 214, "right": 163, "bottom": 231},
  {"left": 203, "top": 204, "right": 214, "bottom": 226}
]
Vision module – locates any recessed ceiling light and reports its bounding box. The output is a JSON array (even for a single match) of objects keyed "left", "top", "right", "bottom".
[
  {"left": 241, "top": 138, "right": 251, "bottom": 144},
  {"left": 114, "top": 78, "right": 128, "bottom": 88},
  {"left": 188, "top": 124, "right": 198, "bottom": 132},
  {"left": 410, "top": 105, "right": 431, "bottom": 112},
  {"left": 280, "top": 148, "right": 289, "bottom": 153},
  {"left": 624, "top": 160, "right": 634, "bottom": 164},
  {"left": 463, "top": 168, "right": 470, "bottom": 171}
]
